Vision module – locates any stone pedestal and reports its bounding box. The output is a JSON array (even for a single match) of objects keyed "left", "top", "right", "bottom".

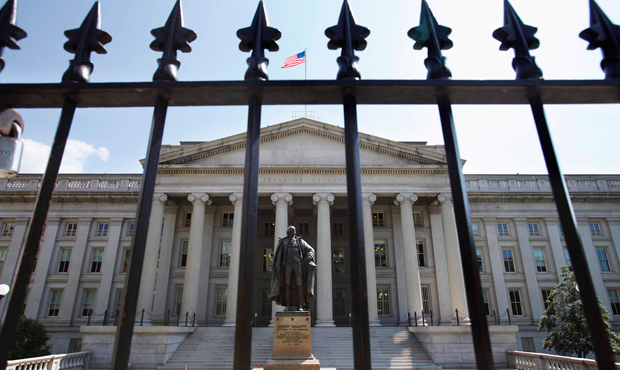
[{"left": 265, "top": 312, "right": 320, "bottom": 370}]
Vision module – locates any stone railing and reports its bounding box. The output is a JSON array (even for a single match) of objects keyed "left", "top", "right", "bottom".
[
  {"left": 508, "top": 351, "right": 620, "bottom": 370},
  {"left": 0, "top": 176, "right": 142, "bottom": 192},
  {"left": 6, "top": 351, "right": 91, "bottom": 370},
  {"left": 464, "top": 176, "right": 620, "bottom": 193}
]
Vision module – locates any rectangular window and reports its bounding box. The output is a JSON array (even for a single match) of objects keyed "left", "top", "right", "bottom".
[
  {"left": 47, "top": 289, "right": 62, "bottom": 317},
  {"left": 559, "top": 224, "right": 564, "bottom": 237},
  {"left": 96, "top": 223, "right": 109, "bottom": 237},
  {"left": 482, "top": 289, "right": 490, "bottom": 316},
  {"left": 115, "top": 289, "right": 123, "bottom": 314},
  {"left": 214, "top": 285, "right": 227, "bottom": 317},
  {"left": 81, "top": 290, "right": 96, "bottom": 316},
  {"left": 417, "top": 240, "right": 425, "bottom": 267},
  {"left": 374, "top": 241, "right": 387, "bottom": 268},
  {"left": 377, "top": 285, "right": 392, "bottom": 317},
  {"left": 264, "top": 222, "right": 275, "bottom": 237},
  {"left": 180, "top": 240, "right": 189, "bottom": 267},
  {"left": 122, "top": 248, "right": 130, "bottom": 273},
  {"left": 333, "top": 248, "right": 345, "bottom": 274},
  {"left": 220, "top": 240, "right": 231, "bottom": 268},
  {"left": 332, "top": 222, "right": 344, "bottom": 236},
  {"left": 608, "top": 289, "right": 620, "bottom": 315},
  {"left": 564, "top": 248, "right": 572, "bottom": 270},
  {"left": 521, "top": 337, "right": 536, "bottom": 352},
  {"left": 533, "top": 248, "right": 547, "bottom": 272},
  {"left": 421, "top": 285, "right": 432, "bottom": 314},
  {"left": 498, "top": 223, "right": 509, "bottom": 237},
  {"left": 260, "top": 290, "right": 272, "bottom": 318},
  {"left": 90, "top": 248, "right": 104, "bottom": 273},
  {"left": 222, "top": 212, "right": 234, "bottom": 227},
  {"left": 509, "top": 289, "right": 523, "bottom": 316},
  {"left": 173, "top": 285, "right": 183, "bottom": 316},
  {"left": 0, "top": 248, "right": 6, "bottom": 272},
  {"left": 1, "top": 222, "right": 14, "bottom": 237},
  {"left": 597, "top": 248, "right": 611, "bottom": 272},
  {"left": 502, "top": 248, "right": 515, "bottom": 272},
  {"left": 372, "top": 212, "right": 384, "bottom": 227},
  {"left": 590, "top": 223, "right": 602, "bottom": 237},
  {"left": 184, "top": 212, "right": 192, "bottom": 227},
  {"left": 476, "top": 248, "right": 483, "bottom": 272},
  {"left": 263, "top": 248, "right": 274, "bottom": 273},
  {"left": 65, "top": 223, "right": 78, "bottom": 237},
  {"left": 67, "top": 338, "right": 82, "bottom": 353},
  {"left": 298, "top": 222, "right": 309, "bottom": 236},
  {"left": 472, "top": 223, "right": 479, "bottom": 237},
  {"left": 413, "top": 212, "right": 422, "bottom": 227},
  {"left": 542, "top": 289, "right": 553, "bottom": 310},
  {"left": 333, "top": 290, "right": 347, "bottom": 319},
  {"left": 58, "top": 248, "right": 71, "bottom": 273},
  {"left": 127, "top": 223, "right": 134, "bottom": 237},
  {"left": 31, "top": 250, "right": 39, "bottom": 273},
  {"left": 528, "top": 223, "right": 540, "bottom": 237}
]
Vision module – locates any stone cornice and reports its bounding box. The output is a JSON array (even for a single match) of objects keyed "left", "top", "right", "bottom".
[
  {"left": 0, "top": 196, "right": 138, "bottom": 203},
  {"left": 156, "top": 167, "right": 449, "bottom": 175},
  {"left": 468, "top": 195, "right": 620, "bottom": 203}
]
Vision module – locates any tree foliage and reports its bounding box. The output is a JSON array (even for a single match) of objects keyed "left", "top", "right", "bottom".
[
  {"left": 539, "top": 266, "right": 620, "bottom": 358},
  {"left": 9, "top": 316, "right": 52, "bottom": 360}
]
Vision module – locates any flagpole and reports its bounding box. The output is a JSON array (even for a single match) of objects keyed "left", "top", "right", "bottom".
[{"left": 304, "top": 47, "right": 307, "bottom": 119}]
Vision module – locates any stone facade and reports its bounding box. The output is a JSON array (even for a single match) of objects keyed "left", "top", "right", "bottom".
[{"left": 0, "top": 118, "right": 619, "bottom": 356}]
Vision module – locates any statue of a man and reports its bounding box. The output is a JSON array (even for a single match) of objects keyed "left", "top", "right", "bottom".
[{"left": 270, "top": 226, "right": 316, "bottom": 311}]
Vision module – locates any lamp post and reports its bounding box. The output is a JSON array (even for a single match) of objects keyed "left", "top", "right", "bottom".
[{"left": 0, "top": 284, "right": 10, "bottom": 303}]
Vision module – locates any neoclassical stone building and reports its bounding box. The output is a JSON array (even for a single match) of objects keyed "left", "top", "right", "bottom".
[{"left": 0, "top": 118, "right": 619, "bottom": 355}]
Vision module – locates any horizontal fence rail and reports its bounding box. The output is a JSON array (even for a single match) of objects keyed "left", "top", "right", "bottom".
[
  {"left": 6, "top": 351, "right": 91, "bottom": 370},
  {"left": 0, "top": 79, "right": 619, "bottom": 108}
]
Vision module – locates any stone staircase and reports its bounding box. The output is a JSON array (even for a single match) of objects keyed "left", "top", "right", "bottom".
[{"left": 158, "top": 327, "right": 440, "bottom": 370}]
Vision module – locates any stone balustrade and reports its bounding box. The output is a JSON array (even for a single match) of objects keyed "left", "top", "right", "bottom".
[
  {"left": 508, "top": 351, "right": 620, "bottom": 370},
  {"left": 464, "top": 175, "right": 620, "bottom": 192},
  {"left": 0, "top": 176, "right": 142, "bottom": 192},
  {"left": 6, "top": 351, "right": 91, "bottom": 370}
]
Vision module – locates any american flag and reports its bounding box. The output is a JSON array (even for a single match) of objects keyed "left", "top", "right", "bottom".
[{"left": 282, "top": 51, "right": 305, "bottom": 68}]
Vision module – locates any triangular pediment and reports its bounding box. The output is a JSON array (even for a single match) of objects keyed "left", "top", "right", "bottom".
[{"left": 157, "top": 118, "right": 449, "bottom": 168}]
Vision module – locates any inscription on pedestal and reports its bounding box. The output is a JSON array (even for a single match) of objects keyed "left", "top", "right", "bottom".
[{"left": 265, "top": 311, "right": 320, "bottom": 370}]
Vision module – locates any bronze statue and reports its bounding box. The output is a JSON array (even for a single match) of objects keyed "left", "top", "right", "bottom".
[{"left": 270, "top": 226, "right": 316, "bottom": 311}]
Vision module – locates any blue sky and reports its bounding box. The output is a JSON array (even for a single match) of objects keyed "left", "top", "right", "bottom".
[{"left": 3, "top": 0, "right": 620, "bottom": 175}]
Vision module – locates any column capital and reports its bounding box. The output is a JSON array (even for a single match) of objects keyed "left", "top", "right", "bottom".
[
  {"left": 188, "top": 193, "right": 211, "bottom": 206},
  {"left": 313, "top": 193, "right": 334, "bottom": 206},
  {"left": 362, "top": 193, "right": 377, "bottom": 205},
  {"left": 46, "top": 217, "right": 62, "bottom": 223},
  {"left": 229, "top": 193, "right": 243, "bottom": 205},
  {"left": 607, "top": 217, "right": 620, "bottom": 226},
  {"left": 271, "top": 193, "right": 293, "bottom": 206},
  {"left": 14, "top": 217, "right": 30, "bottom": 225},
  {"left": 437, "top": 194, "right": 452, "bottom": 204},
  {"left": 514, "top": 217, "right": 528, "bottom": 225},
  {"left": 110, "top": 218, "right": 124, "bottom": 226},
  {"left": 394, "top": 193, "right": 417, "bottom": 206},
  {"left": 78, "top": 217, "right": 93, "bottom": 226},
  {"left": 577, "top": 218, "right": 590, "bottom": 227},
  {"left": 545, "top": 217, "right": 560, "bottom": 225},
  {"left": 482, "top": 217, "right": 497, "bottom": 223},
  {"left": 153, "top": 193, "right": 168, "bottom": 203}
]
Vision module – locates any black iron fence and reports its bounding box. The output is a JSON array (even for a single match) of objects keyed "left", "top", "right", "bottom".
[{"left": 0, "top": 0, "right": 618, "bottom": 370}]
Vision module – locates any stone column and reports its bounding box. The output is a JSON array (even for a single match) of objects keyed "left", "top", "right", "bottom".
[
  {"left": 438, "top": 194, "right": 470, "bottom": 325},
  {"left": 515, "top": 218, "right": 543, "bottom": 322},
  {"left": 362, "top": 193, "right": 381, "bottom": 326},
  {"left": 313, "top": 193, "right": 335, "bottom": 327},
  {"left": 546, "top": 218, "right": 567, "bottom": 277},
  {"left": 484, "top": 218, "right": 510, "bottom": 315},
  {"left": 58, "top": 217, "right": 92, "bottom": 324},
  {"left": 181, "top": 193, "right": 211, "bottom": 318},
  {"left": 94, "top": 218, "right": 123, "bottom": 320},
  {"left": 429, "top": 207, "right": 453, "bottom": 325},
  {"left": 0, "top": 217, "right": 29, "bottom": 286},
  {"left": 25, "top": 217, "right": 61, "bottom": 319},
  {"left": 608, "top": 218, "right": 620, "bottom": 276},
  {"left": 152, "top": 205, "right": 178, "bottom": 319},
  {"left": 137, "top": 194, "right": 168, "bottom": 318},
  {"left": 224, "top": 193, "right": 243, "bottom": 326},
  {"left": 270, "top": 193, "right": 292, "bottom": 325},
  {"left": 394, "top": 193, "right": 424, "bottom": 323},
  {"left": 578, "top": 219, "right": 613, "bottom": 312}
]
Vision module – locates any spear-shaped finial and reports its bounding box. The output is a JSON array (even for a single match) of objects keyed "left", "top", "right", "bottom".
[
  {"left": 579, "top": 0, "right": 620, "bottom": 79},
  {"left": 237, "top": 1, "right": 281, "bottom": 81},
  {"left": 325, "top": 0, "right": 370, "bottom": 80},
  {"left": 150, "top": 0, "right": 196, "bottom": 82},
  {"left": 61, "top": 2, "right": 111, "bottom": 83},
  {"left": 408, "top": 0, "right": 452, "bottom": 80},
  {"left": 492, "top": 0, "right": 542, "bottom": 80},
  {"left": 0, "top": 0, "right": 26, "bottom": 73}
]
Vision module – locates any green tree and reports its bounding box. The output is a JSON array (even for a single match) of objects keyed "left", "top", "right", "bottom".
[
  {"left": 9, "top": 316, "right": 52, "bottom": 360},
  {"left": 539, "top": 266, "right": 620, "bottom": 358}
]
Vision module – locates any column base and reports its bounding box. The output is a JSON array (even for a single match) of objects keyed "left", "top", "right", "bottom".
[
  {"left": 222, "top": 319, "right": 236, "bottom": 327},
  {"left": 134, "top": 319, "right": 154, "bottom": 326},
  {"left": 314, "top": 320, "right": 336, "bottom": 327},
  {"left": 369, "top": 319, "right": 382, "bottom": 327},
  {"left": 452, "top": 317, "right": 471, "bottom": 326}
]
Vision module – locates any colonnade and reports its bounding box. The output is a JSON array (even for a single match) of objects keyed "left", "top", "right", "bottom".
[{"left": 136, "top": 192, "right": 470, "bottom": 326}]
